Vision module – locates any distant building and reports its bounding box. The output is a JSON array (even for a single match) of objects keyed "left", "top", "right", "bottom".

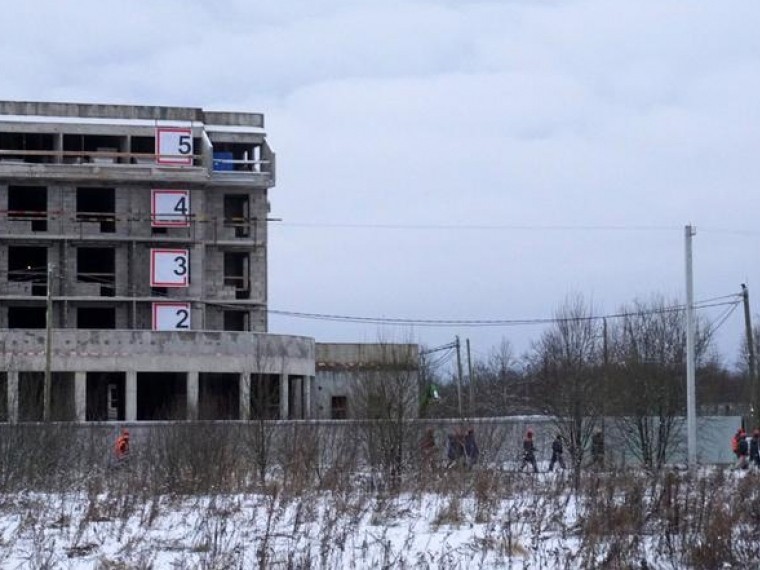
[{"left": 315, "top": 343, "right": 420, "bottom": 419}]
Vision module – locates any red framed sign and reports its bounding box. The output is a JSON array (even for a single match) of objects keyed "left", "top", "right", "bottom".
[
  {"left": 155, "top": 127, "right": 193, "bottom": 165},
  {"left": 151, "top": 189, "right": 190, "bottom": 227},
  {"left": 152, "top": 302, "right": 191, "bottom": 330},
  {"left": 150, "top": 248, "right": 189, "bottom": 287}
]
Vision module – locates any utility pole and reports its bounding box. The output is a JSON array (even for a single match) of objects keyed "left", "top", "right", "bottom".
[
  {"left": 466, "top": 338, "right": 474, "bottom": 414},
  {"left": 455, "top": 336, "right": 463, "bottom": 417},
  {"left": 44, "top": 262, "right": 53, "bottom": 422},
  {"left": 684, "top": 225, "right": 697, "bottom": 468},
  {"left": 742, "top": 284, "right": 758, "bottom": 426}
]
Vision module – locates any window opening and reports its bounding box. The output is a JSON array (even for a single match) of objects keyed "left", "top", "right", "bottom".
[
  {"left": 224, "top": 194, "right": 250, "bottom": 237},
  {"left": 77, "top": 247, "right": 115, "bottom": 296},
  {"left": 76, "top": 187, "right": 115, "bottom": 232},
  {"left": 8, "top": 185, "right": 47, "bottom": 231},
  {"left": 223, "top": 310, "right": 248, "bottom": 331},
  {"left": 8, "top": 246, "right": 47, "bottom": 295},
  {"left": 331, "top": 396, "right": 348, "bottom": 419},
  {"left": 8, "top": 306, "right": 46, "bottom": 329},
  {"left": 77, "top": 307, "right": 116, "bottom": 329},
  {"left": 0, "top": 132, "right": 55, "bottom": 163},
  {"left": 223, "top": 251, "right": 249, "bottom": 299}
]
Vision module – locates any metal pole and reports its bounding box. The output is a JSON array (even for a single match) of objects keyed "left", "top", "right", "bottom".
[
  {"left": 455, "top": 336, "right": 463, "bottom": 417},
  {"left": 44, "top": 262, "right": 53, "bottom": 422},
  {"left": 684, "top": 225, "right": 697, "bottom": 468},
  {"left": 742, "top": 284, "right": 758, "bottom": 427},
  {"left": 466, "top": 338, "right": 474, "bottom": 414}
]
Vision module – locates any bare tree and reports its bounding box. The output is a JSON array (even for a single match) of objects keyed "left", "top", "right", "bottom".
[
  {"left": 608, "top": 297, "right": 713, "bottom": 469},
  {"left": 525, "top": 294, "right": 604, "bottom": 470},
  {"left": 350, "top": 341, "right": 419, "bottom": 487}
]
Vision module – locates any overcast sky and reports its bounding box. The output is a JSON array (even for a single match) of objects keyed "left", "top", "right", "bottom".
[{"left": 3, "top": 0, "right": 760, "bottom": 368}]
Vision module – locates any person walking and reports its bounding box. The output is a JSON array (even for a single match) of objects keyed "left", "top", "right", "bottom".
[
  {"left": 446, "top": 429, "right": 464, "bottom": 468},
  {"left": 590, "top": 429, "right": 605, "bottom": 469},
  {"left": 113, "top": 428, "right": 130, "bottom": 464},
  {"left": 463, "top": 427, "right": 479, "bottom": 469},
  {"left": 750, "top": 429, "right": 760, "bottom": 470},
  {"left": 548, "top": 433, "right": 566, "bottom": 471},
  {"left": 735, "top": 428, "right": 749, "bottom": 470},
  {"left": 520, "top": 430, "right": 539, "bottom": 473},
  {"left": 420, "top": 428, "right": 437, "bottom": 469}
]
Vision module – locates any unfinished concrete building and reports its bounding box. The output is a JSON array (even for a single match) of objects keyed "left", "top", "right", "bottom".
[{"left": 0, "top": 101, "right": 314, "bottom": 422}]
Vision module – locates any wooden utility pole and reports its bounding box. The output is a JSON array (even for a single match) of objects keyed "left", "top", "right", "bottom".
[
  {"left": 44, "top": 262, "right": 53, "bottom": 422},
  {"left": 742, "top": 284, "right": 758, "bottom": 426}
]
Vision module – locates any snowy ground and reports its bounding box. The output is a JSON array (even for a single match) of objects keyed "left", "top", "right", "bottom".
[{"left": 0, "top": 467, "right": 757, "bottom": 569}]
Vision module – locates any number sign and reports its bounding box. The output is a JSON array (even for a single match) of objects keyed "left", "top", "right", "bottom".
[
  {"left": 150, "top": 248, "right": 189, "bottom": 287},
  {"left": 156, "top": 127, "right": 193, "bottom": 165},
  {"left": 152, "top": 302, "right": 191, "bottom": 331},
  {"left": 152, "top": 189, "right": 190, "bottom": 227}
]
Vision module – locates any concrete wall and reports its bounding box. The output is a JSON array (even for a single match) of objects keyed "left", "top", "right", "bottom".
[{"left": 1, "top": 330, "right": 314, "bottom": 376}]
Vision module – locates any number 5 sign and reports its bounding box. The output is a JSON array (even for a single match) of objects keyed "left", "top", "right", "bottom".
[
  {"left": 156, "top": 127, "right": 194, "bottom": 165},
  {"left": 150, "top": 249, "right": 189, "bottom": 287},
  {"left": 152, "top": 189, "right": 190, "bottom": 227},
  {"left": 152, "top": 302, "right": 191, "bottom": 330}
]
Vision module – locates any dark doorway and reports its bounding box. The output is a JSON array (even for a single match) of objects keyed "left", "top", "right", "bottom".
[
  {"left": 137, "top": 372, "right": 187, "bottom": 420},
  {"left": 86, "top": 372, "right": 125, "bottom": 421},
  {"left": 250, "top": 374, "right": 280, "bottom": 420},
  {"left": 199, "top": 373, "right": 240, "bottom": 420},
  {"left": 223, "top": 252, "right": 249, "bottom": 299}
]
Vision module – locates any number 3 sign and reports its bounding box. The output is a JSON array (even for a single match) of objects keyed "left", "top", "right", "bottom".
[
  {"left": 150, "top": 249, "right": 189, "bottom": 287},
  {"left": 152, "top": 302, "right": 191, "bottom": 331},
  {"left": 156, "top": 127, "right": 193, "bottom": 165}
]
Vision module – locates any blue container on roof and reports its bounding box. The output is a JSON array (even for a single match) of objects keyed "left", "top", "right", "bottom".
[{"left": 213, "top": 151, "right": 234, "bottom": 171}]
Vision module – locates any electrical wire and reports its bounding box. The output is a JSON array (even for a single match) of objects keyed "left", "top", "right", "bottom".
[{"left": 268, "top": 297, "right": 741, "bottom": 329}]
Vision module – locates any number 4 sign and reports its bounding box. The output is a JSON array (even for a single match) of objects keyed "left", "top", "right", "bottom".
[
  {"left": 152, "top": 189, "right": 190, "bottom": 227},
  {"left": 150, "top": 249, "right": 189, "bottom": 287},
  {"left": 152, "top": 302, "right": 191, "bottom": 331},
  {"left": 156, "top": 127, "right": 194, "bottom": 165}
]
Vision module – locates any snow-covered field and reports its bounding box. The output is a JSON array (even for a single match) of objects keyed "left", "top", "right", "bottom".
[{"left": 1, "top": 467, "right": 757, "bottom": 569}]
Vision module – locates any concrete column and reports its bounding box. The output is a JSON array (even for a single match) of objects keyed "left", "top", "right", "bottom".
[
  {"left": 187, "top": 371, "right": 199, "bottom": 421},
  {"left": 239, "top": 372, "right": 250, "bottom": 420},
  {"left": 7, "top": 371, "right": 18, "bottom": 424},
  {"left": 75, "top": 372, "right": 87, "bottom": 422},
  {"left": 126, "top": 371, "right": 137, "bottom": 422},
  {"left": 279, "top": 373, "right": 289, "bottom": 420},
  {"left": 304, "top": 376, "right": 311, "bottom": 419},
  {"left": 293, "top": 377, "right": 303, "bottom": 419}
]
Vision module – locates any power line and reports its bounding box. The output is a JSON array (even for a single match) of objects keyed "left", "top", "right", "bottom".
[
  {"left": 277, "top": 222, "right": 683, "bottom": 232},
  {"left": 268, "top": 296, "right": 742, "bottom": 329}
]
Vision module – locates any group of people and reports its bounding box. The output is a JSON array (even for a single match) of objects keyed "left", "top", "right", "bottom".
[
  {"left": 731, "top": 427, "right": 760, "bottom": 470},
  {"left": 422, "top": 426, "right": 607, "bottom": 473},
  {"left": 421, "top": 427, "right": 480, "bottom": 469}
]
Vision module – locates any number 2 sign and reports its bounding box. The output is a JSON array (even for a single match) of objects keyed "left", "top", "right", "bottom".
[
  {"left": 156, "top": 127, "right": 193, "bottom": 165},
  {"left": 152, "top": 189, "right": 190, "bottom": 227},
  {"left": 150, "top": 249, "right": 189, "bottom": 287},
  {"left": 152, "top": 302, "right": 191, "bottom": 331}
]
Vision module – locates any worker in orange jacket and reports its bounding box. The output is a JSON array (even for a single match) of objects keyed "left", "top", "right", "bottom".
[{"left": 114, "top": 428, "right": 130, "bottom": 462}]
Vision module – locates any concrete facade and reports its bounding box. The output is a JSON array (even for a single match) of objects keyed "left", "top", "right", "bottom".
[{"left": 0, "top": 101, "right": 311, "bottom": 422}]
